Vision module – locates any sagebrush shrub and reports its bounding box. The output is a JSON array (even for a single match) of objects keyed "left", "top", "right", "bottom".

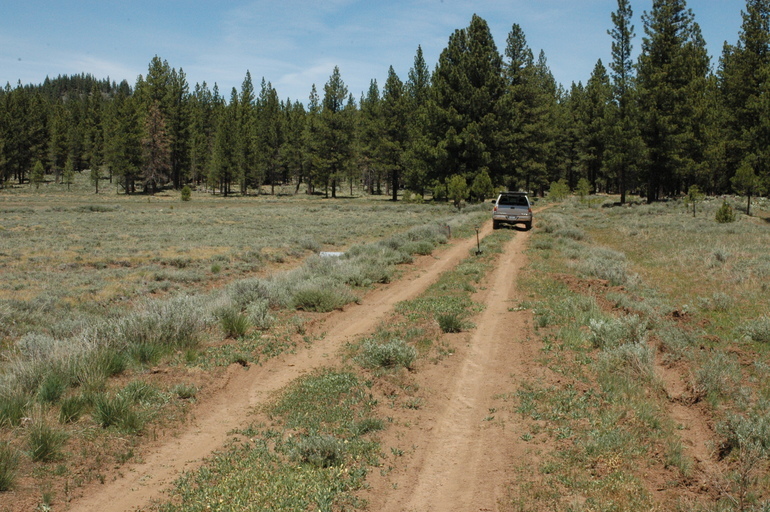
[
  {"left": 289, "top": 434, "right": 346, "bottom": 468},
  {"left": 741, "top": 316, "right": 770, "bottom": 344},
  {"left": 358, "top": 339, "right": 417, "bottom": 370}
]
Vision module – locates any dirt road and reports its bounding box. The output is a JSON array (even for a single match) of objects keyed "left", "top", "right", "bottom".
[
  {"left": 362, "top": 226, "right": 540, "bottom": 511},
  {"left": 71, "top": 222, "right": 537, "bottom": 512}
]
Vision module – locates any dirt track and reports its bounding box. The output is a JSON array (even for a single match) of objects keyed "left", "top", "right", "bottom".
[{"left": 70, "top": 221, "right": 539, "bottom": 512}]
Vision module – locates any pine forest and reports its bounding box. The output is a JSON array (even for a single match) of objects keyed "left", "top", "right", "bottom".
[{"left": 1, "top": 0, "right": 769, "bottom": 203}]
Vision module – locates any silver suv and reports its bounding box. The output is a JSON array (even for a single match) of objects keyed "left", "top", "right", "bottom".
[{"left": 492, "top": 191, "right": 532, "bottom": 230}]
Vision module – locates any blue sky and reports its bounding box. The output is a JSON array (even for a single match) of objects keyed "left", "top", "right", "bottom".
[{"left": 1, "top": 1, "right": 748, "bottom": 103}]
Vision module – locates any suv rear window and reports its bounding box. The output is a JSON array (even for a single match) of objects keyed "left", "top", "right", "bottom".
[{"left": 498, "top": 195, "right": 529, "bottom": 206}]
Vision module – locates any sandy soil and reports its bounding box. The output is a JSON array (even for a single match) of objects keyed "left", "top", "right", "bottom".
[{"left": 68, "top": 222, "right": 514, "bottom": 512}]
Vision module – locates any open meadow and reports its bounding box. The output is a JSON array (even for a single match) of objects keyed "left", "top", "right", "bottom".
[
  {"left": 1, "top": 181, "right": 770, "bottom": 512},
  {"left": 0, "top": 176, "right": 490, "bottom": 510}
]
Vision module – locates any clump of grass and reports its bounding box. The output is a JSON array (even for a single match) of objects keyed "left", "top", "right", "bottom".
[
  {"left": 357, "top": 339, "right": 417, "bottom": 370},
  {"left": 436, "top": 312, "right": 465, "bottom": 333},
  {"left": 58, "top": 395, "right": 86, "bottom": 424},
  {"left": 92, "top": 394, "right": 144, "bottom": 433},
  {"left": 172, "top": 383, "right": 198, "bottom": 400},
  {"left": 0, "top": 441, "right": 19, "bottom": 491},
  {"left": 216, "top": 306, "right": 250, "bottom": 338},
  {"left": 36, "top": 372, "right": 68, "bottom": 404},
  {"left": 28, "top": 419, "right": 68, "bottom": 462},
  {"left": 0, "top": 392, "right": 28, "bottom": 427},
  {"left": 289, "top": 434, "right": 346, "bottom": 468},
  {"left": 120, "top": 380, "right": 161, "bottom": 404}
]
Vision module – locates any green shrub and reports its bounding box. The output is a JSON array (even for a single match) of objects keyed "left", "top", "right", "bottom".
[
  {"left": 289, "top": 434, "right": 346, "bottom": 468},
  {"left": 180, "top": 185, "right": 192, "bottom": 201},
  {"left": 715, "top": 200, "right": 736, "bottom": 223},
  {"left": 28, "top": 419, "right": 68, "bottom": 462},
  {"left": 358, "top": 339, "right": 417, "bottom": 370},
  {"left": 291, "top": 284, "right": 357, "bottom": 312},
  {"left": 0, "top": 442, "right": 19, "bottom": 491}
]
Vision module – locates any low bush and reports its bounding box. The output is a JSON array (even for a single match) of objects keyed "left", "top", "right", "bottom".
[
  {"left": 288, "top": 434, "right": 346, "bottom": 468},
  {"left": 357, "top": 339, "right": 417, "bottom": 370},
  {"left": 589, "top": 315, "right": 648, "bottom": 349},
  {"left": 291, "top": 283, "right": 357, "bottom": 312},
  {"left": 741, "top": 316, "right": 770, "bottom": 344},
  {"left": 246, "top": 299, "right": 274, "bottom": 330}
]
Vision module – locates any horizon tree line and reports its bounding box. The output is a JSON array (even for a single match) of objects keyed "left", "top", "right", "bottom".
[{"left": 0, "top": 0, "right": 768, "bottom": 204}]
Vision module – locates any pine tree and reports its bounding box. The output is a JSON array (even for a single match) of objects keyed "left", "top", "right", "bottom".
[
  {"left": 280, "top": 99, "right": 307, "bottom": 194},
  {"left": 317, "top": 67, "right": 355, "bottom": 198},
  {"left": 103, "top": 82, "right": 142, "bottom": 194},
  {"left": 31, "top": 160, "right": 45, "bottom": 189},
  {"left": 303, "top": 84, "right": 322, "bottom": 194},
  {"left": 606, "top": 0, "right": 645, "bottom": 203},
  {"left": 141, "top": 101, "right": 171, "bottom": 193},
  {"left": 256, "top": 78, "right": 283, "bottom": 195},
  {"left": 577, "top": 60, "right": 613, "bottom": 192},
  {"left": 431, "top": 15, "right": 506, "bottom": 188},
  {"left": 382, "top": 66, "right": 408, "bottom": 201},
  {"left": 358, "top": 79, "right": 385, "bottom": 195},
  {"left": 502, "top": 25, "right": 557, "bottom": 193},
  {"left": 719, "top": 0, "right": 770, "bottom": 193},
  {"left": 637, "top": 0, "right": 711, "bottom": 201},
  {"left": 209, "top": 89, "right": 240, "bottom": 196},
  {"left": 404, "top": 46, "right": 434, "bottom": 196}
]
